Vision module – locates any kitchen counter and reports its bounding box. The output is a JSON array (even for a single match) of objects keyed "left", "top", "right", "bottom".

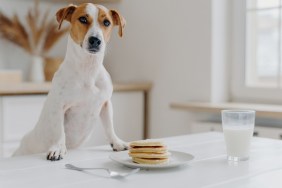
[
  {"left": 1, "top": 132, "right": 282, "bottom": 188},
  {"left": 0, "top": 82, "right": 152, "bottom": 96},
  {"left": 171, "top": 101, "right": 282, "bottom": 119}
]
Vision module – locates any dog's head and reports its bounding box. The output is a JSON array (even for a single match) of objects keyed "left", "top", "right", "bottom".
[{"left": 56, "top": 3, "right": 125, "bottom": 54}]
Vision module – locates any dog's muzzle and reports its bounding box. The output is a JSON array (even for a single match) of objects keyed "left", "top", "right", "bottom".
[{"left": 88, "top": 36, "right": 101, "bottom": 53}]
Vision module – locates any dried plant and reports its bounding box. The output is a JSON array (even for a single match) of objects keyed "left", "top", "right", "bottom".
[
  {"left": 0, "top": 13, "right": 32, "bottom": 53},
  {"left": 43, "top": 21, "right": 69, "bottom": 53},
  {"left": 0, "top": 0, "right": 69, "bottom": 56}
]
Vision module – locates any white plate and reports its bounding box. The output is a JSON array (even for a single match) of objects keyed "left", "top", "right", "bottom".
[{"left": 109, "top": 150, "right": 194, "bottom": 169}]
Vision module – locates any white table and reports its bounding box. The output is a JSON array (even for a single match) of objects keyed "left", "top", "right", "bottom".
[{"left": 1, "top": 132, "right": 282, "bottom": 188}]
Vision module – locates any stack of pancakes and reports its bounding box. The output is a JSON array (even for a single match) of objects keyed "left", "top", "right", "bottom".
[{"left": 129, "top": 140, "right": 170, "bottom": 165}]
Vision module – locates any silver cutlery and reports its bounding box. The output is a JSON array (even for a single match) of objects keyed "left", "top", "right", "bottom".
[{"left": 65, "top": 164, "right": 140, "bottom": 178}]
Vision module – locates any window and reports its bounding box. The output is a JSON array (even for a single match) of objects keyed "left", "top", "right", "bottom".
[
  {"left": 231, "top": 0, "right": 282, "bottom": 102},
  {"left": 246, "top": 0, "right": 282, "bottom": 88}
]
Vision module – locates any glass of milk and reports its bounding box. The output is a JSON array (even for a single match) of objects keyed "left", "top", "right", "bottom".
[{"left": 221, "top": 110, "right": 255, "bottom": 161}]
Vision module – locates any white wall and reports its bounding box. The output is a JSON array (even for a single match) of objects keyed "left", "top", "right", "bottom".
[
  {"left": 104, "top": 0, "right": 218, "bottom": 138},
  {"left": 0, "top": 0, "right": 229, "bottom": 138}
]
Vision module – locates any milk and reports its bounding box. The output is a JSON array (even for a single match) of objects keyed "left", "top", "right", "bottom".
[{"left": 223, "top": 127, "right": 253, "bottom": 158}]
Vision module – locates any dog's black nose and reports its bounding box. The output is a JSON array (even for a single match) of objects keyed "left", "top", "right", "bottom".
[{"left": 88, "top": 36, "right": 101, "bottom": 48}]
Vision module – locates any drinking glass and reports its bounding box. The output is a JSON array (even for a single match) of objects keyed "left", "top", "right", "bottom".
[{"left": 221, "top": 110, "right": 255, "bottom": 161}]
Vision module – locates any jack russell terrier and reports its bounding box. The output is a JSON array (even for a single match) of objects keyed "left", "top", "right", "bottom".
[{"left": 13, "top": 3, "right": 128, "bottom": 160}]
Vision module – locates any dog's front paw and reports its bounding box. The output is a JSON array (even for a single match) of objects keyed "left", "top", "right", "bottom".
[
  {"left": 47, "top": 144, "right": 67, "bottom": 161},
  {"left": 110, "top": 139, "right": 128, "bottom": 151}
]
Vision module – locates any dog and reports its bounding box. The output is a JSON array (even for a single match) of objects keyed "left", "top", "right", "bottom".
[{"left": 13, "top": 3, "right": 128, "bottom": 161}]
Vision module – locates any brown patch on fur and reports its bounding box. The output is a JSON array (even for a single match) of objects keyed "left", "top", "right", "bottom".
[
  {"left": 98, "top": 7, "right": 114, "bottom": 42},
  {"left": 56, "top": 4, "right": 77, "bottom": 30},
  {"left": 110, "top": 10, "right": 126, "bottom": 37},
  {"left": 56, "top": 3, "right": 126, "bottom": 45},
  {"left": 56, "top": 3, "right": 93, "bottom": 45},
  {"left": 70, "top": 4, "right": 94, "bottom": 45}
]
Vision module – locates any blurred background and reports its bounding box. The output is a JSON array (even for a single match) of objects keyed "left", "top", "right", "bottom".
[{"left": 1, "top": 0, "right": 282, "bottom": 157}]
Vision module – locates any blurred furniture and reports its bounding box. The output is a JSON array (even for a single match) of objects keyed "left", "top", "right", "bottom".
[
  {"left": 52, "top": 0, "right": 122, "bottom": 3},
  {"left": 44, "top": 57, "right": 63, "bottom": 81},
  {"left": 0, "top": 82, "right": 152, "bottom": 157},
  {"left": 0, "top": 70, "right": 22, "bottom": 84},
  {"left": 171, "top": 101, "right": 282, "bottom": 140},
  {"left": 2, "top": 132, "right": 282, "bottom": 187}
]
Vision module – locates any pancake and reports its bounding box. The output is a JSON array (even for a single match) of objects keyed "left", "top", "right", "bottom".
[
  {"left": 132, "top": 157, "right": 169, "bottom": 165},
  {"left": 129, "top": 152, "right": 170, "bottom": 159},
  {"left": 128, "top": 139, "right": 170, "bottom": 165},
  {"left": 129, "top": 147, "right": 167, "bottom": 153},
  {"left": 130, "top": 140, "right": 165, "bottom": 147}
]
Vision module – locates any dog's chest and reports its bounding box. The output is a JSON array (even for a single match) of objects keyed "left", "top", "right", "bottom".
[
  {"left": 64, "top": 85, "right": 110, "bottom": 136},
  {"left": 64, "top": 102, "right": 98, "bottom": 148},
  {"left": 66, "top": 77, "right": 112, "bottom": 119},
  {"left": 83, "top": 79, "right": 112, "bottom": 101}
]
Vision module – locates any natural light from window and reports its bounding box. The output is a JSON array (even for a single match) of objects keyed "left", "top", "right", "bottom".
[{"left": 246, "top": 0, "right": 282, "bottom": 88}]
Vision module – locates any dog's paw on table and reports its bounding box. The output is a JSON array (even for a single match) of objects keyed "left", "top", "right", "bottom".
[
  {"left": 110, "top": 140, "right": 128, "bottom": 151},
  {"left": 47, "top": 144, "right": 67, "bottom": 161}
]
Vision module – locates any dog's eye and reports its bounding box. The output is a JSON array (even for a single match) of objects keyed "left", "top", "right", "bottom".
[
  {"left": 79, "top": 16, "right": 88, "bottom": 24},
  {"left": 103, "top": 19, "right": 111, "bottom": 27}
]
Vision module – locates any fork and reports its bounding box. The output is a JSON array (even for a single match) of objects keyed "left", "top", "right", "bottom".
[{"left": 65, "top": 164, "right": 140, "bottom": 178}]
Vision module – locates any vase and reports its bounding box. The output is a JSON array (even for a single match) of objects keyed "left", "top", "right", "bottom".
[{"left": 29, "top": 55, "right": 45, "bottom": 82}]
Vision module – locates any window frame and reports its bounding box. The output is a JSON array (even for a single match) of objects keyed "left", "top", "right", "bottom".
[{"left": 231, "top": 0, "right": 282, "bottom": 103}]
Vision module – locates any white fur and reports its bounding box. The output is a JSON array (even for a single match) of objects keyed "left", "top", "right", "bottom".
[{"left": 13, "top": 4, "right": 127, "bottom": 160}]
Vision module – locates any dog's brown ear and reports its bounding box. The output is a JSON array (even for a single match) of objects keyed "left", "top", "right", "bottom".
[
  {"left": 56, "top": 4, "right": 77, "bottom": 30},
  {"left": 110, "top": 10, "right": 126, "bottom": 37}
]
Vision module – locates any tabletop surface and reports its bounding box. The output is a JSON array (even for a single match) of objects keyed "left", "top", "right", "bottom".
[{"left": 1, "top": 132, "right": 282, "bottom": 188}]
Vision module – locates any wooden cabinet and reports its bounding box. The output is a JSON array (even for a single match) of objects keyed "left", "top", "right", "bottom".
[
  {"left": 0, "top": 92, "right": 144, "bottom": 157},
  {"left": 0, "top": 96, "right": 46, "bottom": 157}
]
